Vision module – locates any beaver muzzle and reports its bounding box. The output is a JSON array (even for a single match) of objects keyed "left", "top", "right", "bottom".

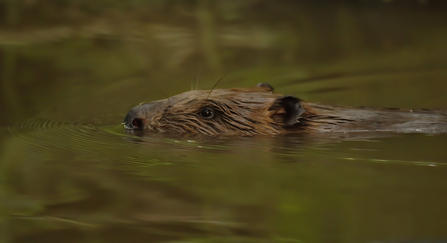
[{"left": 122, "top": 102, "right": 164, "bottom": 130}]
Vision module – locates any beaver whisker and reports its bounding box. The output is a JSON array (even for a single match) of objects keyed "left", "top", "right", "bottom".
[
  {"left": 206, "top": 70, "right": 232, "bottom": 100},
  {"left": 159, "top": 91, "right": 171, "bottom": 122}
]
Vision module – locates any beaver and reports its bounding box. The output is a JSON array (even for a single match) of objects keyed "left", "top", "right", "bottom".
[{"left": 123, "top": 83, "right": 447, "bottom": 136}]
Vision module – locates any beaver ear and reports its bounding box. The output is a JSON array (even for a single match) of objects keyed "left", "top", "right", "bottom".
[
  {"left": 255, "top": 83, "right": 274, "bottom": 92},
  {"left": 269, "top": 96, "right": 306, "bottom": 126}
]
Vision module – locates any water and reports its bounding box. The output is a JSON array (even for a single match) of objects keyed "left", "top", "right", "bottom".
[{"left": 1, "top": 1, "right": 447, "bottom": 243}]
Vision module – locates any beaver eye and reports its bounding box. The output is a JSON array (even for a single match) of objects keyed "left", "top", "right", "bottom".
[{"left": 200, "top": 107, "right": 215, "bottom": 119}]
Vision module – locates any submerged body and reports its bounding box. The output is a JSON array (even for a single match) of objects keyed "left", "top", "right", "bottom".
[{"left": 123, "top": 83, "right": 447, "bottom": 136}]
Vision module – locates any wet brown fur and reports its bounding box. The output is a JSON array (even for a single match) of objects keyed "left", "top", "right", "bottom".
[{"left": 123, "top": 85, "right": 447, "bottom": 135}]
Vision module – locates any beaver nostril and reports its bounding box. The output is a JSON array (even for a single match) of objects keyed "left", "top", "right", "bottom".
[{"left": 131, "top": 118, "right": 145, "bottom": 129}]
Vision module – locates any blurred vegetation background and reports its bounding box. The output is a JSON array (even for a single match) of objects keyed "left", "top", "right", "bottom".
[{"left": 0, "top": 0, "right": 446, "bottom": 122}]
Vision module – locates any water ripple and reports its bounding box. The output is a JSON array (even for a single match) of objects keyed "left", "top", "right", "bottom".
[{"left": 6, "top": 116, "right": 224, "bottom": 169}]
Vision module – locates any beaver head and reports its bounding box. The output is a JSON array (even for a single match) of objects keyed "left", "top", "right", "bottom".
[{"left": 123, "top": 83, "right": 309, "bottom": 136}]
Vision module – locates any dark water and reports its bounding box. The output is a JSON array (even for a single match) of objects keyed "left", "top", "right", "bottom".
[{"left": 1, "top": 1, "right": 447, "bottom": 243}]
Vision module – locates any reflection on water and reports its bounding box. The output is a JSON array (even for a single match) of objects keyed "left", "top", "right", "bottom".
[
  {"left": 1, "top": 1, "right": 447, "bottom": 243},
  {"left": 2, "top": 119, "right": 447, "bottom": 243}
]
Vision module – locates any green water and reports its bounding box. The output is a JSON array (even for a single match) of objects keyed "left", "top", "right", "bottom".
[{"left": 1, "top": 1, "right": 447, "bottom": 242}]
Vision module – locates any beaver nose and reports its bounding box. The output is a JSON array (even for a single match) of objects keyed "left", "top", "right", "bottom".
[
  {"left": 123, "top": 101, "right": 167, "bottom": 130},
  {"left": 122, "top": 117, "right": 146, "bottom": 129},
  {"left": 123, "top": 106, "right": 147, "bottom": 130}
]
